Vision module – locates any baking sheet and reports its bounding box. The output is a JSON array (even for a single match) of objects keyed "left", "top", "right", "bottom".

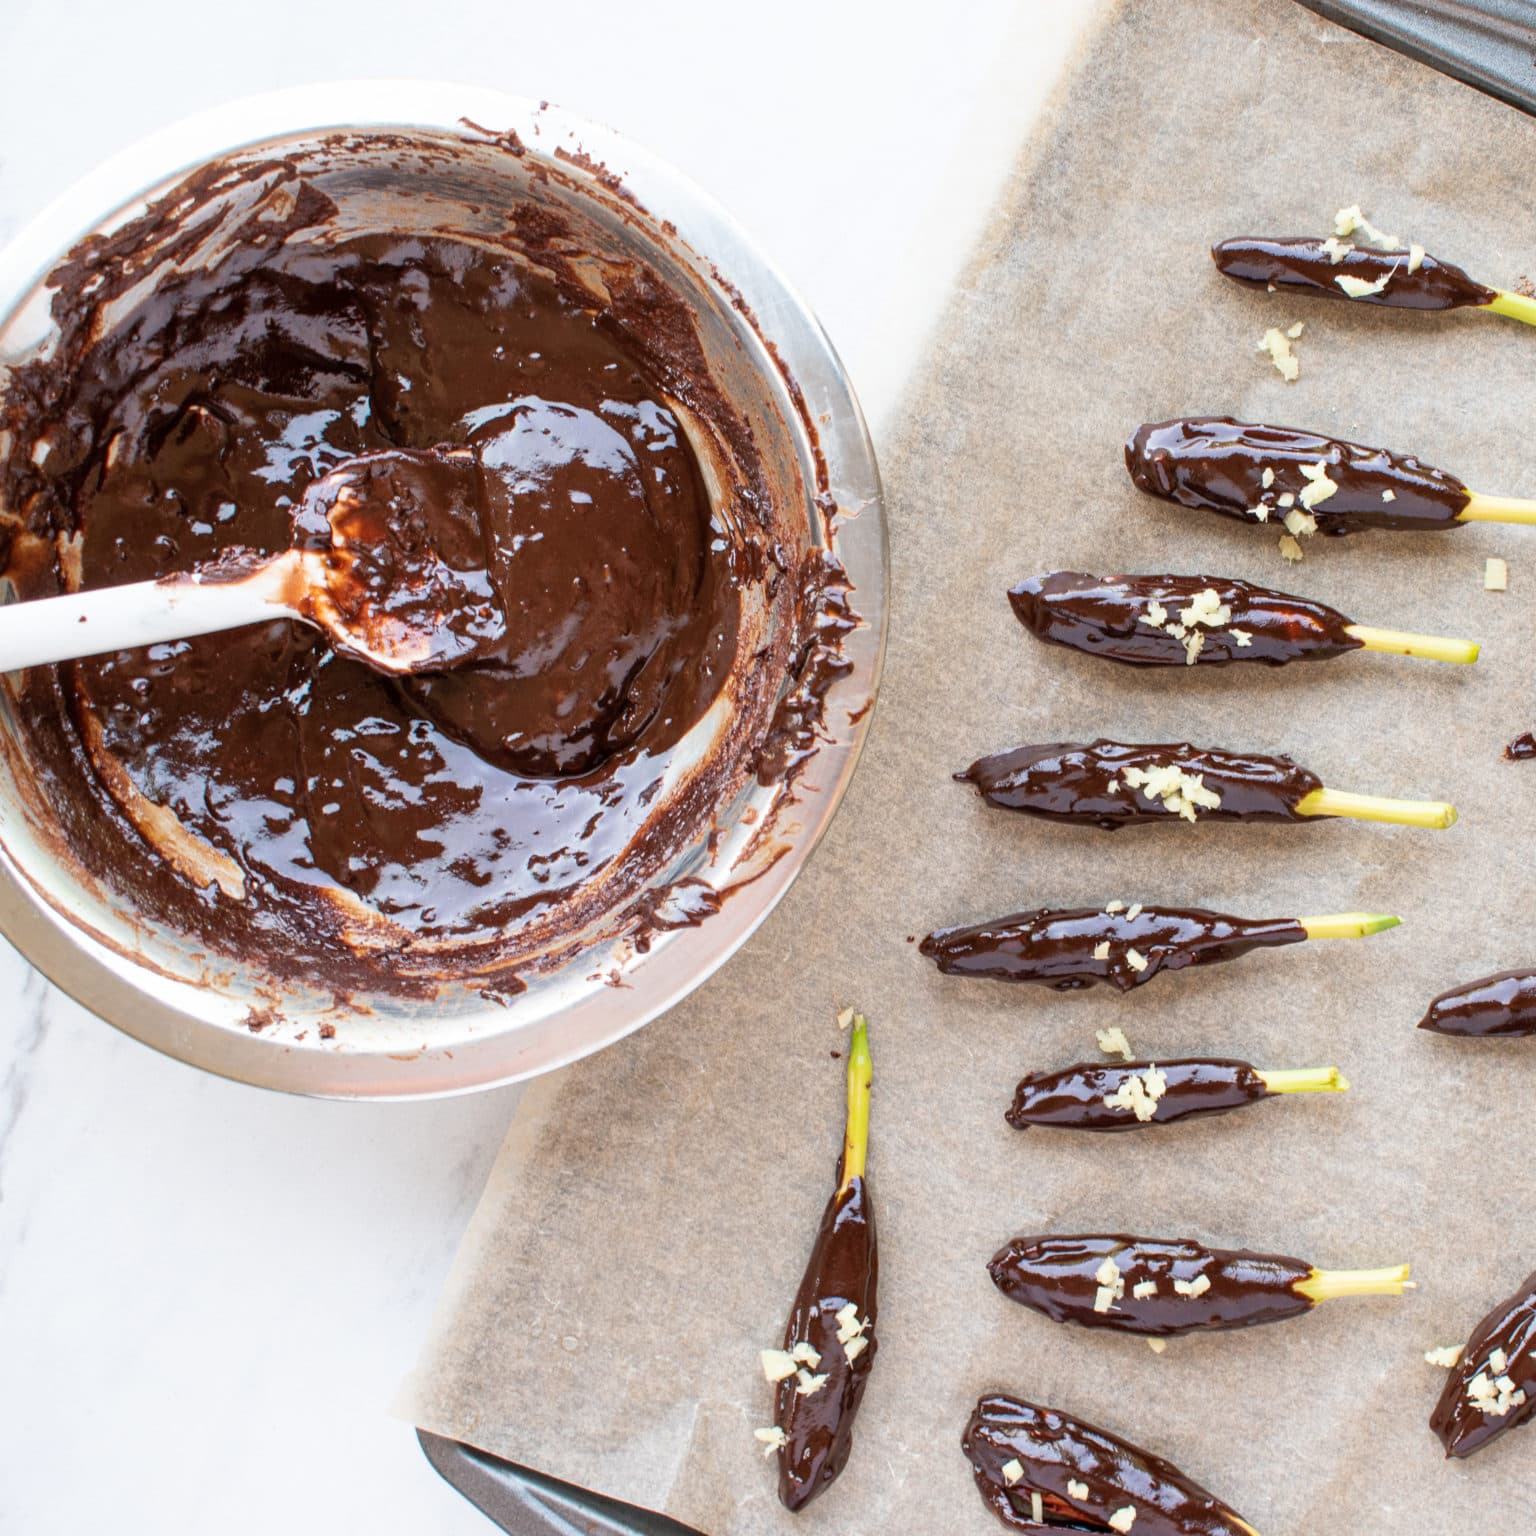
[{"left": 403, "top": 3, "right": 1536, "bottom": 1530}]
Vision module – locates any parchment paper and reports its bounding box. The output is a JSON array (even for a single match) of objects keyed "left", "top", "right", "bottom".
[{"left": 404, "top": 4, "right": 1536, "bottom": 1530}]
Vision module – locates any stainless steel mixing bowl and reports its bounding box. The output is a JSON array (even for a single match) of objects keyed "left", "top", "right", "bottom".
[{"left": 0, "top": 83, "right": 887, "bottom": 1098}]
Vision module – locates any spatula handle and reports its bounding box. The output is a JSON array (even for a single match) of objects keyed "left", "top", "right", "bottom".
[{"left": 0, "top": 562, "right": 300, "bottom": 674}]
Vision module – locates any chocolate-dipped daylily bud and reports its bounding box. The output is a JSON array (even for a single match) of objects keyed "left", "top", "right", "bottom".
[
  {"left": 919, "top": 904, "right": 1397, "bottom": 993},
  {"left": 1125, "top": 417, "right": 1471, "bottom": 534},
  {"left": 761, "top": 1017, "right": 877, "bottom": 1512},
  {"left": 963, "top": 1393, "right": 1260, "bottom": 1535},
  {"left": 1430, "top": 1268, "right": 1536, "bottom": 1458},
  {"left": 1212, "top": 235, "right": 1496, "bottom": 310},
  {"left": 1418, "top": 969, "right": 1536, "bottom": 1038},
  {"left": 988, "top": 1235, "right": 1408, "bottom": 1337},
  {"left": 1007, "top": 1058, "right": 1346, "bottom": 1133},
  {"left": 1010, "top": 572, "right": 1479, "bottom": 668},
  {"left": 958, "top": 738, "right": 1456, "bottom": 831}
]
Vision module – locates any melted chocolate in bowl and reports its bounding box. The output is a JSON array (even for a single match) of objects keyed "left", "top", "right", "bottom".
[{"left": 0, "top": 102, "right": 881, "bottom": 1089}]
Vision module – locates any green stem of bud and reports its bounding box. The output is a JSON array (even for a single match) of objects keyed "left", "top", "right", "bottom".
[
  {"left": 839, "top": 1016, "right": 872, "bottom": 1194},
  {"left": 1298, "top": 912, "right": 1400, "bottom": 940}
]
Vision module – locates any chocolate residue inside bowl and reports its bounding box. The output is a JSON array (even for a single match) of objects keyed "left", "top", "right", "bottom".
[{"left": 0, "top": 131, "right": 850, "bottom": 995}]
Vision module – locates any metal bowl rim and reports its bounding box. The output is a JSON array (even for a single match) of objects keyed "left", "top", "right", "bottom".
[{"left": 0, "top": 81, "right": 890, "bottom": 1099}]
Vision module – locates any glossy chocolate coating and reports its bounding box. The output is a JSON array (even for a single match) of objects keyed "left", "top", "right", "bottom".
[
  {"left": 1507, "top": 732, "right": 1536, "bottom": 761},
  {"left": 1418, "top": 968, "right": 1536, "bottom": 1038},
  {"left": 920, "top": 904, "right": 1305, "bottom": 992},
  {"left": 1007, "top": 1058, "right": 1271, "bottom": 1132},
  {"left": 989, "top": 1234, "right": 1314, "bottom": 1336},
  {"left": 775, "top": 1171, "right": 878, "bottom": 1511},
  {"left": 0, "top": 158, "right": 837, "bottom": 990},
  {"left": 1431, "top": 1269, "right": 1536, "bottom": 1458},
  {"left": 1009, "top": 572, "right": 1362, "bottom": 668},
  {"left": 1212, "top": 236, "right": 1496, "bottom": 310},
  {"left": 959, "top": 739, "right": 1323, "bottom": 829},
  {"left": 1127, "top": 417, "right": 1470, "bottom": 534},
  {"left": 963, "top": 1393, "right": 1258, "bottom": 1536}
]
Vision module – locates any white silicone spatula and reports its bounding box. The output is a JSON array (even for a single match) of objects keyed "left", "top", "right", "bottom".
[
  {"left": 0, "top": 553, "right": 319, "bottom": 675},
  {"left": 0, "top": 450, "right": 488, "bottom": 677}
]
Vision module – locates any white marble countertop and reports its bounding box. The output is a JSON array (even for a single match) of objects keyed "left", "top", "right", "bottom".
[{"left": 0, "top": 3, "right": 1094, "bottom": 1528}]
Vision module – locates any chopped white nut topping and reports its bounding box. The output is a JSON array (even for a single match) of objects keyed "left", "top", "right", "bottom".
[
  {"left": 1284, "top": 508, "right": 1319, "bottom": 540},
  {"left": 1321, "top": 236, "right": 1353, "bottom": 265},
  {"left": 1298, "top": 460, "right": 1339, "bottom": 510},
  {"left": 1000, "top": 1458, "right": 1025, "bottom": 1486},
  {"left": 1109, "top": 1506, "right": 1138, "bottom": 1533},
  {"left": 834, "top": 1302, "right": 870, "bottom": 1345},
  {"left": 1261, "top": 467, "right": 1276, "bottom": 489},
  {"left": 1093, "top": 941, "right": 1111, "bottom": 961},
  {"left": 1183, "top": 630, "right": 1205, "bottom": 666},
  {"left": 1279, "top": 533, "right": 1304, "bottom": 562},
  {"left": 1485, "top": 557, "right": 1508, "bottom": 592},
  {"left": 1094, "top": 1254, "right": 1125, "bottom": 1313},
  {"left": 836, "top": 1006, "right": 855, "bottom": 1029},
  {"left": 1147, "top": 1337, "right": 1167, "bottom": 1354},
  {"left": 1278, "top": 492, "right": 1296, "bottom": 508},
  {"left": 1107, "top": 778, "right": 1120, "bottom": 792},
  {"left": 1287, "top": 321, "right": 1305, "bottom": 339},
  {"left": 1122, "top": 763, "right": 1223, "bottom": 822},
  {"left": 1334, "top": 204, "right": 1400, "bottom": 248},
  {"left": 795, "top": 1369, "right": 829, "bottom": 1396},
  {"left": 1127, "top": 903, "right": 1143, "bottom": 919},
  {"left": 755, "top": 1426, "right": 788, "bottom": 1455},
  {"left": 1336, "top": 271, "right": 1392, "bottom": 300},
  {"left": 1133, "top": 1280, "right": 1159, "bottom": 1299},
  {"left": 1125, "top": 948, "right": 1148, "bottom": 973},
  {"left": 1408, "top": 243, "right": 1426, "bottom": 273},
  {"left": 1104, "top": 1065, "right": 1168, "bottom": 1122},
  {"left": 1165, "top": 621, "right": 1188, "bottom": 640},
  {"left": 1030, "top": 1490, "right": 1045, "bottom": 1523},
  {"left": 1096, "top": 1026, "right": 1134, "bottom": 1061},
  {"left": 1491, "top": 1349, "right": 1510, "bottom": 1375},
  {"left": 1105, "top": 900, "right": 1125, "bottom": 913},
  {"left": 791, "top": 1342, "right": 821, "bottom": 1367},
  {"left": 1252, "top": 503, "right": 1271, "bottom": 523},
  {"left": 1468, "top": 1367, "right": 1528, "bottom": 1418},
  {"left": 1424, "top": 1345, "right": 1463, "bottom": 1368},
  {"left": 1140, "top": 599, "right": 1168, "bottom": 630},
  {"left": 1068, "top": 1480, "right": 1090, "bottom": 1501},
  {"left": 843, "top": 1334, "right": 868, "bottom": 1362},
  {"left": 1258, "top": 326, "right": 1300, "bottom": 382},
  {"left": 1179, "top": 587, "right": 1233, "bottom": 629},
  {"left": 1381, "top": 489, "right": 1396, "bottom": 502},
  {"left": 1231, "top": 628, "right": 1253, "bottom": 647},
  {"left": 1174, "top": 1274, "right": 1213, "bottom": 1299},
  {"left": 760, "top": 1349, "right": 798, "bottom": 1383}
]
